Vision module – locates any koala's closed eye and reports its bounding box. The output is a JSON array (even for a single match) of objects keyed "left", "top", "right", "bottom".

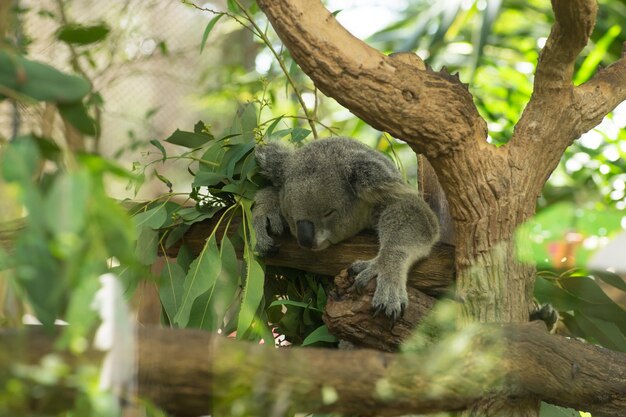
[{"left": 323, "top": 209, "right": 337, "bottom": 219}]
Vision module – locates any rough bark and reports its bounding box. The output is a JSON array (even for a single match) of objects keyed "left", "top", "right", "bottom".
[
  {"left": 254, "top": 0, "right": 626, "bottom": 415},
  {"left": 4, "top": 326, "right": 626, "bottom": 417}
]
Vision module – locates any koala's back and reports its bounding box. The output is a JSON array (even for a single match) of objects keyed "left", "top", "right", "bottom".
[{"left": 285, "top": 137, "right": 401, "bottom": 182}]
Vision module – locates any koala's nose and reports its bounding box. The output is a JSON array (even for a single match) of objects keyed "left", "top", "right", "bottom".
[{"left": 296, "top": 220, "right": 315, "bottom": 249}]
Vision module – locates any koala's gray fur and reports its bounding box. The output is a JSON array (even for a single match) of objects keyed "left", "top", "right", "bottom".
[{"left": 252, "top": 137, "right": 439, "bottom": 320}]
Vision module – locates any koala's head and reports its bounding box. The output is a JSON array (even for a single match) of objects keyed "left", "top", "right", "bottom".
[{"left": 256, "top": 138, "right": 400, "bottom": 251}]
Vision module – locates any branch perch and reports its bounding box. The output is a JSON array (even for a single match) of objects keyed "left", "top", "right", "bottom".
[{"left": 4, "top": 325, "right": 626, "bottom": 417}]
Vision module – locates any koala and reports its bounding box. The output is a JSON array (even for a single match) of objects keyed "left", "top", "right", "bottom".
[{"left": 252, "top": 137, "right": 439, "bottom": 321}]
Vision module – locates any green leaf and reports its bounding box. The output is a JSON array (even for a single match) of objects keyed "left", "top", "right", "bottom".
[
  {"left": 236, "top": 245, "right": 265, "bottom": 337},
  {"left": 56, "top": 23, "right": 110, "bottom": 45},
  {"left": 78, "top": 154, "right": 136, "bottom": 179},
  {"left": 164, "top": 129, "right": 213, "bottom": 148},
  {"left": 93, "top": 195, "right": 136, "bottom": 264},
  {"left": 1, "top": 135, "right": 40, "bottom": 183},
  {"left": 14, "top": 234, "right": 62, "bottom": 329},
  {"left": 0, "top": 49, "right": 91, "bottom": 102},
  {"left": 174, "top": 235, "right": 222, "bottom": 327},
  {"left": 135, "top": 227, "right": 159, "bottom": 266},
  {"left": 193, "top": 171, "right": 227, "bottom": 187},
  {"left": 568, "top": 312, "right": 626, "bottom": 352},
  {"left": 200, "top": 14, "right": 224, "bottom": 53},
  {"left": 269, "top": 299, "right": 323, "bottom": 313},
  {"left": 223, "top": 142, "right": 255, "bottom": 178},
  {"left": 187, "top": 236, "right": 240, "bottom": 331},
  {"left": 538, "top": 402, "right": 579, "bottom": 417},
  {"left": 290, "top": 127, "right": 311, "bottom": 143},
  {"left": 177, "top": 244, "right": 194, "bottom": 272},
  {"left": 269, "top": 128, "right": 293, "bottom": 141},
  {"left": 133, "top": 204, "right": 168, "bottom": 230},
  {"left": 593, "top": 270, "right": 626, "bottom": 292},
  {"left": 164, "top": 224, "right": 190, "bottom": 248},
  {"left": 58, "top": 272, "right": 100, "bottom": 348},
  {"left": 534, "top": 276, "right": 581, "bottom": 311},
  {"left": 159, "top": 261, "right": 185, "bottom": 324},
  {"left": 44, "top": 170, "right": 91, "bottom": 237},
  {"left": 225, "top": 103, "right": 257, "bottom": 143},
  {"left": 264, "top": 115, "right": 285, "bottom": 138},
  {"left": 211, "top": 235, "right": 240, "bottom": 324},
  {"left": 150, "top": 139, "right": 167, "bottom": 162},
  {"left": 226, "top": 0, "right": 238, "bottom": 13},
  {"left": 301, "top": 325, "right": 338, "bottom": 346},
  {"left": 58, "top": 101, "right": 97, "bottom": 135}
]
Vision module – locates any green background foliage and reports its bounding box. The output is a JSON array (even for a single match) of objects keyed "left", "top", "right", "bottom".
[{"left": 0, "top": 0, "right": 625, "bottom": 416}]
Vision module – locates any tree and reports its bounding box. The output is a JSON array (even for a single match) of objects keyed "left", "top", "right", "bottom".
[{"left": 248, "top": 0, "right": 626, "bottom": 415}]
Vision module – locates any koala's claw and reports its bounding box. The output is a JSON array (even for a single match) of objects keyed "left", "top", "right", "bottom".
[
  {"left": 265, "top": 213, "right": 285, "bottom": 236},
  {"left": 255, "top": 240, "right": 280, "bottom": 258},
  {"left": 372, "top": 305, "right": 385, "bottom": 318}
]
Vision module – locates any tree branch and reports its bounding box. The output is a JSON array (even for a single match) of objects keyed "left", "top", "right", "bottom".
[
  {"left": 575, "top": 45, "right": 626, "bottom": 134},
  {"left": 534, "top": 0, "right": 597, "bottom": 92},
  {"left": 509, "top": 0, "right": 601, "bottom": 190},
  {"left": 5, "top": 325, "right": 626, "bottom": 416},
  {"left": 255, "top": 0, "right": 487, "bottom": 159},
  {"left": 164, "top": 217, "right": 456, "bottom": 296}
]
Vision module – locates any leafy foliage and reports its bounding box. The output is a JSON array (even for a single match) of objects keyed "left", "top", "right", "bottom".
[{"left": 140, "top": 100, "right": 332, "bottom": 345}]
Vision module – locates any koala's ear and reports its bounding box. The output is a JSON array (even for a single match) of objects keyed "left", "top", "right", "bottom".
[
  {"left": 347, "top": 155, "right": 399, "bottom": 197},
  {"left": 255, "top": 142, "right": 292, "bottom": 186}
]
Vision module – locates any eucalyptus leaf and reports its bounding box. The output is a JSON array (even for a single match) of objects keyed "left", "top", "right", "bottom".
[
  {"left": 133, "top": 204, "right": 168, "bottom": 230},
  {"left": 593, "top": 270, "right": 626, "bottom": 292},
  {"left": 174, "top": 235, "right": 222, "bottom": 327},
  {"left": 200, "top": 14, "right": 224, "bottom": 53},
  {"left": 58, "top": 102, "right": 97, "bottom": 136},
  {"left": 538, "top": 403, "right": 579, "bottom": 417},
  {"left": 44, "top": 170, "right": 91, "bottom": 237},
  {"left": 0, "top": 50, "right": 90, "bottom": 102},
  {"left": 159, "top": 261, "right": 186, "bottom": 324},
  {"left": 236, "top": 245, "right": 265, "bottom": 337},
  {"left": 56, "top": 23, "right": 110, "bottom": 45},
  {"left": 165, "top": 224, "right": 190, "bottom": 248},
  {"left": 1, "top": 135, "right": 40, "bottom": 183},
  {"left": 150, "top": 139, "right": 167, "bottom": 162},
  {"left": 569, "top": 312, "right": 626, "bottom": 352},
  {"left": 270, "top": 299, "right": 323, "bottom": 313},
  {"left": 264, "top": 115, "right": 285, "bottom": 138},
  {"left": 301, "top": 325, "right": 338, "bottom": 346},
  {"left": 290, "top": 127, "right": 311, "bottom": 143},
  {"left": 135, "top": 227, "right": 159, "bottom": 266},
  {"left": 165, "top": 129, "right": 214, "bottom": 148}
]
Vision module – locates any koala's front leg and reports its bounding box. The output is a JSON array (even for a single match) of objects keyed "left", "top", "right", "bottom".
[
  {"left": 252, "top": 186, "right": 285, "bottom": 257},
  {"left": 351, "top": 195, "right": 439, "bottom": 321}
]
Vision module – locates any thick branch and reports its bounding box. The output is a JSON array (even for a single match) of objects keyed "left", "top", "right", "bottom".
[
  {"left": 165, "top": 218, "right": 456, "bottom": 296},
  {"left": 535, "top": 0, "right": 597, "bottom": 91},
  {"left": 509, "top": 0, "right": 601, "bottom": 191},
  {"left": 5, "top": 325, "right": 626, "bottom": 416},
  {"left": 575, "top": 50, "right": 626, "bottom": 134},
  {"left": 256, "top": 0, "right": 487, "bottom": 159}
]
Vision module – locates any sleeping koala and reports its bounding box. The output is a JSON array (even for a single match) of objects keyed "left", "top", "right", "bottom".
[{"left": 252, "top": 137, "right": 439, "bottom": 321}]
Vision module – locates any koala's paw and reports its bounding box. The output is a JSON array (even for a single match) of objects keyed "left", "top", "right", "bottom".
[
  {"left": 348, "top": 259, "right": 408, "bottom": 323},
  {"left": 348, "top": 259, "right": 377, "bottom": 294},
  {"left": 264, "top": 211, "right": 285, "bottom": 236},
  {"left": 371, "top": 278, "right": 408, "bottom": 324},
  {"left": 255, "top": 237, "right": 280, "bottom": 258},
  {"left": 253, "top": 212, "right": 285, "bottom": 258},
  {"left": 530, "top": 303, "right": 559, "bottom": 333}
]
